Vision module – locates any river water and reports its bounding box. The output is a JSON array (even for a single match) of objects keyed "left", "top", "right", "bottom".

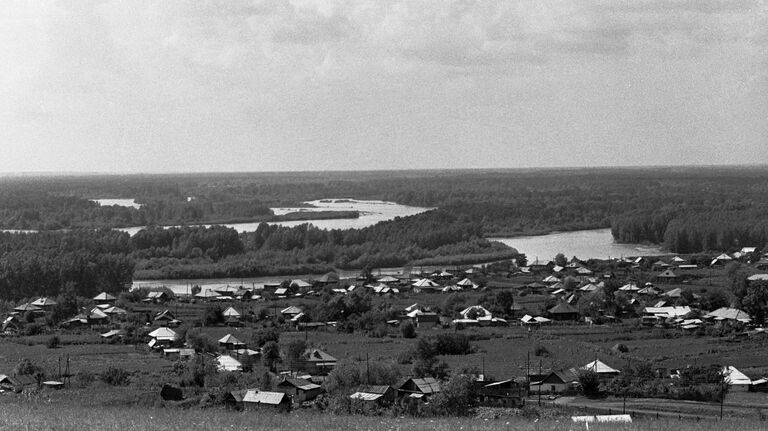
[{"left": 490, "top": 228, "right": 662, "bottom": 261}]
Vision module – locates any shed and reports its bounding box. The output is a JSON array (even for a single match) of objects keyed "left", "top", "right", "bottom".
[{"left": 242, "top": 390, "right": 291, "bottom": 411}]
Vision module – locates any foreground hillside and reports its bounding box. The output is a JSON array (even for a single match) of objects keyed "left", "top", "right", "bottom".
[{"left": 0, "top": 400, "right": 760, "bottom": 431}]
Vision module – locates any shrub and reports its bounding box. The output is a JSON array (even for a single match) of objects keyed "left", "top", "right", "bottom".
[
  {"left": 426, "top": 374, "right": 476, "bottom": 416},
  {"left": 578, "top": 369, "right": 600, "bottom": 397},
  {"left": 46, "top": 335, "right": 60, "bottom": 349},
  {"left": 75, "top": 371, "right": 95, "bottom": 388},
  {"left": 251, "top": 327, "right": 280, "bottom": 347},
  {"left": 370, "top": 324, "right": 388, "bottom": 338},
  {"left": 13, "top": 358, "right": 42, "bottom": 376},
  {"left": 534, "top": 343, "right": 550, "bottom": 357},
  {"left": 400, "top": 320, "right": 416, "bottom": 338},
  {"left": 101, "top": 367, "right": 130, "bottom": 386}
]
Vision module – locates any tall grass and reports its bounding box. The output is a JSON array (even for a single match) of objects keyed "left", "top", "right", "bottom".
[{"left": 0, "top": 401, "right": 762, "bottom": 431}]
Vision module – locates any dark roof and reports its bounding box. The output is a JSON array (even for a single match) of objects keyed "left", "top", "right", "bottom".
[
  {"left": 547, "top": 302, "right": 579, "bottom": 314},
  {"left": 397, "top": 377, "right": 441, "bottom": 394}
]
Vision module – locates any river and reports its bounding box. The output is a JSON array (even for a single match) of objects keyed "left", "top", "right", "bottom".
[{"left": 490, "top": 228, "right": 662, "bottom": 261}]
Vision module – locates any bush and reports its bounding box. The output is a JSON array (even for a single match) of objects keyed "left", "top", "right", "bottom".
[
  {"left": 13, "top": 358, "right": 42, "bottom": 376},
  {"left": 533, "top": 343, "right": 550, "bottom": 357},
  {"left": 578, "top": 369, "right": 600, "bottom": 397},
  {"left": 252, "top": 327, "right": 280, "bottom": 347},
  {"left": 101, "top": 367, "right": 130, "bottom": 386},
  {"left": 370, "top": 324, "right": 388, "bottom": 338},
  {"left": 46, "top": 335, "right": 60, "bottom": 349},
  {"left": 75, "top": 370, "right": 95, "bottom": 388},
  {"left": 425, "top": 374, "right": 476, "bottom": 416},
  {"left": 400, "top": 320, "right": 416, "bottom": 338}
]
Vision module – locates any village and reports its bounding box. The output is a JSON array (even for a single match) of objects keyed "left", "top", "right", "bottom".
[{"left": 2, "top": 245, "right": 768, "bottom": 423}]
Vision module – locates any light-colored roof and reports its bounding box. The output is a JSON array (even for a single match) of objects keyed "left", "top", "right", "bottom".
[
  {"left": 31, "top": 297, "right": 57, "bottom": 307},
  {"left": 89, "top": 308, "right": 109, "bottom": 319},
  {"left": 619, "top": 283, "right": 640, "bottom": 292},
  {"left": 747, "top": 274, "right": 768, "bottom": 281},
  {"left": 378, "top": 276, "right": 399, "bottom": 283},
  {"left": 350, "top": 391, "right": 384, "bottom": 401},
  {"left": 243, "top": 390, "right": 286, "bottom": 404},
  {"left": 218, "top": 334, "right": 245, "bottom": 345},
  {"left": 217, "top": 355, "right": 243, "bottom": 372},
  {"left": 581, "top": 360, "right": 620, "bottom": 374},
  {"left": 281, "top": 306, "right": 303, "bottom": 315},
  {"left": 148, "top": 327, "right": 179, "bottom": 340},
  {"left": 411, "top": 278, "right": 439, "bottom": 287},
  {"left": 643, "top": 306, "right": 691, "bottom": 318},
  {"left": 101, "top": 329, "right": 126, "bottom": 338},
  {"left": 93, "top": 292, "right": 117, "bottom": 301},
  {"left": 459, "top": 305, "right": 490, "bottom": 318},
  {"left": 306, "top": 349, "right": 337, "bottom": 363},
  {"left": 705, "top": 307, "right": 751, "bottom": 322},
  {"left": 290, "top": 279, "right": 311, "bottom": 288},
  {"left": 723, "top": 366, "right": 751, "bottom": 385},
  {"left": 195, "top": 289, "right": 221, "bottom": 298},
  {"left": 14, "top": 303, "right": 41, "bottom": 312},
  {"left": 103, "top": 306, "right": 127, "bottom": 315},
  {"left": 222, "top": 307, "right": 241, "bottom": 317}
]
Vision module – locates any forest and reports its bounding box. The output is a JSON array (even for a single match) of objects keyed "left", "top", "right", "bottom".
[
  {"left": 1, "top": 166, "right": 768, "bottom": 267},
  {"left": 0, "top": 209, "right": 517, "bottom": 299}
]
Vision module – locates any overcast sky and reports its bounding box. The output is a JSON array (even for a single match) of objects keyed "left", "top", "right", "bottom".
[{"left": 1, "top": 0, "right": 766, "bottom": 173}]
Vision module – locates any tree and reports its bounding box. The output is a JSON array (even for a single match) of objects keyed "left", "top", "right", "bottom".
[
  {"left": 578, "top": 369, "right": 601, "bottom": 397},
  {"left": 284, "top": 339, "right": 307, "bottom": 364},
  {"left": 554, "top": 253, "right": 567, "bottom": 267},
  {"left": 427, "top": 374, "right": 476, "bottom": 416},
  {"left": 400, "top": 320, "right": 416, "bottom": 338},
  {"left": 261, "top": 341, "right": 281, "bottom": 372}
]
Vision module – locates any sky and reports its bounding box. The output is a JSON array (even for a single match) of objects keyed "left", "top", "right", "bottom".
[{"left": 0, "top": 0, "right": 766, "bottom": 173}]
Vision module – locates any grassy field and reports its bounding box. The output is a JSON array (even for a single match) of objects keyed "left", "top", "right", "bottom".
[{"left": 0, "top": 399, "right": 766, "bottom": 431}]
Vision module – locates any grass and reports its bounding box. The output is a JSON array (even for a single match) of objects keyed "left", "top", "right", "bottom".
[{"left": 0, "top": 400, "right": 765, "bottom": 431}]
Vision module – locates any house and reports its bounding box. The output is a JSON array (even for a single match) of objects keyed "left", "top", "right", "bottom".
[
  {"left": 217, "top": 354, "right": 243, "bottom": 372},
  {"left": 411, "top": 278, "right": 439, "bottom": 293},
  {"left": 704, "top": 308, "right": 751, "bottom": 323},
  {"left": 280, "top": 306, "right": 303, "bottom": 319},
  {"left": 222, "top": 306, "right": 241, "bottom": 319},
  {"left": 163, "top": 348, "right": 196, "bottom": 360},
  {"left": 581, "top": 360, "right": 621, "bottom": 380},
  {"left": 194, "top": 289, "right": 221, "bottom": 300},
  {"left": 218, "top": 334, "right": 246, "bottom": 350},
  {"left": 154, "top": 309, "right": 177, "bottom": 325},
  {"left": 457, "top": 278, "right": 478, "bottom": 288},
  {"left": 13, "top": 303, "right": 43, "bottom": 315},
  {"left": 87, "top": 307, "right": 109, "bottom": 323},
  {"left": 287, "top": 349, "right": 337, "bottom": 375},
  {"left": 662, "top": 287, "right": 682, "bottom": 298},
  {"left": 146, "top": 291, "right": 171, "bottom": 303},
  {"left": 711, "top": 253, "right": 733, "bottom": 266},
  {"left": 31, "top": 297, "right": 57, "bottom": 310},
  {"left": 147, "top": 327, "right": 180, "bottom": 349},
  {"left": 547, "top": 302, "right": 579, "bottom": 321},
  {"left": 242, "top": 390, "right": 291, "bottom": 411},
  {"left": 2, "top": 315, "right": 21, "bottom": 335},
  {"left": 396, "top": 377, "right": 441, "bottom": 399},
  {"left": 414, "top": 312, "right": 440, "bottom": 327},
  {"left": 102, "top": 306, "right": 127, "bottom": 316},
  {"left": 478, "top": 379, "right": 526, "bottom": 407},
  {"left": 528, "top": 259, "right": 554, "bottom": 273},
  {"left": 350, "top": 385, "right": 396, "bottom": 404},
  {"left": 656, "top": 269, "right": 679, "bottom": 282},
  {"left": 459, "top": 305, "right": 491, "bottom": 320},
  {"left": 275, "top": 377, "right": 323, "bottom": 402},
  {"left": 290, "top": 279, "right": 311, "bottom": 289},
  {"left": 723, "top": 366, "right": 752, "bottom": 391},
  {"left": 530, "top": 369, "right": 579, "bottom": 395},
  {"left": 0, "top": 374, "right": 37, "bottom": 391},
  {"left": 93, "top": 292, "right": 117, "bottom": 305},
  {"left": 316, "top": 272, "right": 340, "bottom": 285}
]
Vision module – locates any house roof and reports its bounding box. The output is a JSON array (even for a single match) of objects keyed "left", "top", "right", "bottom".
[
  {"left": 243, "top": 390, "right": 287, "bottom": 404},
  {"left": 398, "top": 377, "right": 441, "bottom": 394},
  {"left": 218, "top": 334, "right": 245, "bottom": 345},
  {"left": 356, "top": 384, "right": 391, "bottom": 395},
  {"left": 457, "top": 278, "right": 475, "bottom": 286},
  {"left": 290, "top": 279, "right": 311, "bottom": 288},
  {"left": 548, "top": 302, "right": 579, "bottom": 314},
  {"left": 658, "top": 269, "right": 678, "bottom": 278},
  {"left": 14, "top": 303, "right": 41, "bottom": 312},
  {"left": 217, "top": 355, "right": 243, "bottom": 372},
  {"left": 317, "top": 272, "right": 340, "bottom": 283},
  {"left": 723, "top": 366, "right": 751, "bottom": 385},
  {"left": 147, "top": 291, "right": 168, "bottom": 298},
  {"left": 305, "top": 349, "right": 337, "bottom": 363},
  {"left": 281, "top": 306, "right": 303, "bottom": 315},
  {"left": 705, "top": 307, "right": 751, "bottom": 322},
  {"left": 581, "top": 360, "right": 620, "bottom": 374},
  {"left": 278, "top": 377, "right": 321, "bottom": 391},
  {"left": 222, "top": 307, "right": 241, "bottom": 317},
  {"left": 459, "top": 305, "right": 491, "bottom": 318},
  {"left": 378, "top": 275, "right": 399, "bottom": 283},
  {"left": 195, "top": 289, "right": 221, "bottom": 298},
  {"left": 350, "top": 391, "right": 384, "bottom": 401},
  {"left": 31, "top": 297, "right": 57, "bottom": 307},
  {"left": 148, "top": 327, "right": 179, "bottom": 340},
  {"left": 103, "top": 306, "right": 127, "bottom": 315},
  {"left": 411, "top": 278, "right": 439, "bottom": 287},
  {"left": 93, "top": 292, "right": 116, "bottom": 301}
]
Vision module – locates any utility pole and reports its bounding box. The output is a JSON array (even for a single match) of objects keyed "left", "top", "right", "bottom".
[
  {"left": 720, "top": 378, "right": 725, "bottom": 420},
  {"left": 482, "top": 356, "right": 485, "bottom": 380},
  {"left": 538, "top": 360, "right": 542, "bottom": 406},
  {"left": 366, "top": 353, "right": 370, "bottom": 384}
]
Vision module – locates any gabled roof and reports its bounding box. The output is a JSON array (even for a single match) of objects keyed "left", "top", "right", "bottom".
[
  {"left": 657, "top": 269, "right": 678, "bottom": 278},
  {"left": 581, "top": 360, "right": 620, "bottom": 375},
  {"left": 305, "top": 349, "right": 336, "bottom": 363},
  {"left": 705, "top": 307, "right": 751, "bottom": 322},
  {"left": 218, "top": 334, "right": 245, "bottom": 345},
  {"left": 14, "top": 303, "right": 41, "bottom": 312},
  {"left": 356, "top": 384, "right": 391, "bottom": 395},
  {"left": 31, "top": 297, "right": 57, "bottom": 307},
  {"left": 222, "top": 306, "right": 241, "bottom": 317},
  {"left": 103, "top": 306, "right": 127, "bottom": 315},
  {"left": 93, "top": 292, "right": 116, "bottom": 301},
  {"left": 88, "top": 308, "right": 109, "bottom": 320},
  {"left": 195, "top": 289, "right": 220, "bottom": 298},
  {"left": 723, "top": 366, "right": 751, "bottom": 385},
  {"left": 619, "top": 283, "right": 640, "bottom": 292},
  {"left": 398, "top": 377, "right": 441, "bottom": 394},
  {"left": 290, "top": 279, "right": 311, "bottom": 288},
  {"left": 350, "top": 391, "right": 385, "bottom": 401},
  {"left": 281, "top": 306, "right": 303, "bottom": 315},
  {"left": 459, "top": 305, "right": 490, "bottom": 318},
  {"left": 148, "top": 327, "right": 179, "bottom": 340},
  {"left": 662, "top": 287, "right": 682, "bottom": 297},
  {"left": 147, "top": 291, "right": 168, "bottom": 298},
  {"left": 278, "top": 377, "right": 321, "bottom": 391},
  {"left": 548, "top": 302, "right": 579, "bottom": 314},
  {"left": 378, "top": 275, "right": 399, "bottom": 283},
  {"left": 243, "top": 390, "right": 287, "bottom": 404},
  {"left": 457, "top": 278, "right": 475, "bottom": 286},
  {"left": 216, "top": 355, "right": 242, "bottom": 372},
  {"left": 411, "top": 278, "right": 439, "bottom": 287},
  {"left": 317, "top": 272, "right": 340, "bottom": 283}
]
